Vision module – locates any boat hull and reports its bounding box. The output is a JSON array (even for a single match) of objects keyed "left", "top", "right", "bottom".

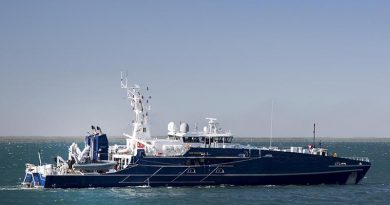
[
  {"left": 44, "top": 169, "right": 369, "bottom": 188},
  {"left": 43, "top": 150, "right": 371, "bottom": 188}
]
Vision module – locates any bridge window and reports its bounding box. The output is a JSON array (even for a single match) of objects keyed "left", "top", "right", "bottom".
[
  {"left": 183, "top": 137, "right": 201, "bottom": 143},
  {"left": 224, "top": 137, "right": 233, "bottom": 143}
]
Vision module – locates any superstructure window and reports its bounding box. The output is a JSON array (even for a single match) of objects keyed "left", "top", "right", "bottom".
[
  {"left": 224, "top": 137, "right": 233, "bottom": 143},
  {"left": 214, "top": 136, "right": 233, "bottom": 143},
  {"left": 183, "top": 136, "right": 232, "bottom": 143},
  {"left": 183, "top": 137, "right": 201, "bottom": 143}
]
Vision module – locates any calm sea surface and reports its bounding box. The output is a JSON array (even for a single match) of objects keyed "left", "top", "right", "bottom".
[{"left": 1, "top": 137, "right": 389, "bottom": 205}]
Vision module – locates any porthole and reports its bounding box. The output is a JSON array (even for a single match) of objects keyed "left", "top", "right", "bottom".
[
  {"left": 215, "top": 168, "right": 224, "bottom": 174},
  {"left": 187, "top": 168, "right": 196, "bottom": 173}
]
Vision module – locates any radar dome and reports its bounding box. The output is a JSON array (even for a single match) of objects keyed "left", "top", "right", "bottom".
[
  {"left": 203, "top": 126, "right": 208, "bottom": 133},
  {"left": 179, "top": 122, "right": 189, "bottom": 133},
  {"left": 168, "top": 122, "right": 176, "bottom": 132}
]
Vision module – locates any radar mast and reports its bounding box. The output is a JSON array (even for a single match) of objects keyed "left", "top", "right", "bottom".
[{"left": 121, "top": 72, "right": 151, "bottom": 140}]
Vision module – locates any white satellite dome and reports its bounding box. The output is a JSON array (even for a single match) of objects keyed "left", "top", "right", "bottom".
[
  {"left": 168, "top": 122, "right": 176, "bottom": 132},
  {"left": 179, "top": 122, "right": 189, "bottom": 133}
]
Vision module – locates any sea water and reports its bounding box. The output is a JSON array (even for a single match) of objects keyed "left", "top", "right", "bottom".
[{"left": 0, "top": 137, "right": 389, "bottom": 205}]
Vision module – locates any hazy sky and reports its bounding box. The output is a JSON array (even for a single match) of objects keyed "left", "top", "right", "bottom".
[{"left": 1, "top": 1, "right": 390, "bottom": 137}]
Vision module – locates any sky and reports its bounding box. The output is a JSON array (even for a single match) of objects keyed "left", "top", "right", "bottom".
[{"left": 0, "top": 1, "right": 390, "bottom": 138}]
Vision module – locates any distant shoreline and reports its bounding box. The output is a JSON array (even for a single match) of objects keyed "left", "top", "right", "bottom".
[{"left": 1, "top": 135, "right": 390, "bottom": 142}]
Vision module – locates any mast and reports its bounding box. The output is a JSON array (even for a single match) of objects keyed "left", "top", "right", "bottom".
[
  {"left": 312, "top": 123, "right": 316, "bottom": 148},
  {"left": 269, "top": 100, "right": 274, "bottom": 148},
  {"left": 121, "top": 72, "right": 152, "bottom": 140}
]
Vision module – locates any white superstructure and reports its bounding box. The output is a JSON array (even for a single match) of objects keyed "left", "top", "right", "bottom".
[
  {"left": 109, "top": 74, "right": 236, "bottom": 168},
  {"left": 167, "top": 118, "right": 234, "bottom": 148}
]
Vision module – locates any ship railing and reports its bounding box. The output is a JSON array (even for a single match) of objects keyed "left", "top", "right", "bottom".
[{"left": 342, "top": 157, "right": 370, "bottom": 162}]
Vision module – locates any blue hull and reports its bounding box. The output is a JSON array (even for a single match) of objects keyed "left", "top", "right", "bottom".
[
  {"left": 43, "top": 149, "right": 371, "bottom": 188},
  {"left": 45, "top": 169, "right": 369, "bottom": 188}
]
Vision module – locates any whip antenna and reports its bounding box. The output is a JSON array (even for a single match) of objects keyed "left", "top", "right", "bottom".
[{"left": 269, "top": 100, "right": 274, "bottom": 148}]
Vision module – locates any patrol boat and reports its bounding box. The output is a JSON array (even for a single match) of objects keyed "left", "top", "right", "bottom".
[{"left": 21, "top": 76, "right": 371, "bottom": 188}]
